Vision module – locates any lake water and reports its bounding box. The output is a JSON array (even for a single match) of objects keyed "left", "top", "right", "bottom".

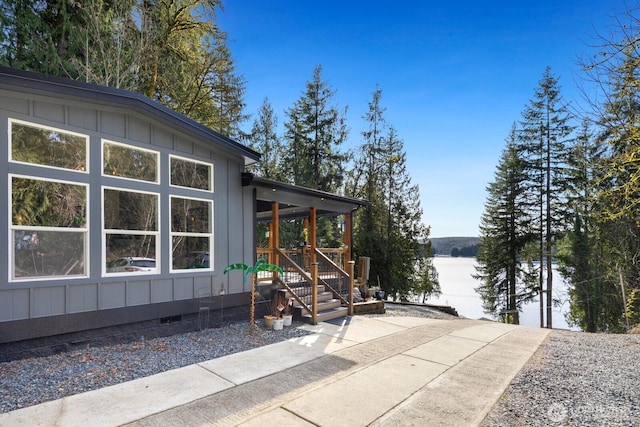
[{"left": 425, "top": 257, "right": 578, "bottom": 331}]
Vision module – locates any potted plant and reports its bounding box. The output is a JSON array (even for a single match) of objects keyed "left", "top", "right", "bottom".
[
  {"left": 263, "top": 313, "right": 275, "bottom": 329},
  {"left": 224, "top": 258, "right": 284, "bottom": 329}
]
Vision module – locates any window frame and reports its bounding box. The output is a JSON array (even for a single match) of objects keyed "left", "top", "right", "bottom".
[
  {"left": 169, "top": 194, "right": 214, "bottom": 273},
  {"left": 169, "top": 154, "right": 214, "bottom": 193},
  {"left": 9, "top": 173, "right": 89, "bottom": 282},
  {"left": 9, "top": 118, "right": 90, "bottom": 173},
  {"left": 102, "top": 186, "right": 160, "bottom": 276},
  {"left": 101, "top": 139, "right": 160, "bottom": 184}
]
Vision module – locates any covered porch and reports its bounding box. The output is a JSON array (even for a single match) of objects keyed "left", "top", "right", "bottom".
[{"left": 243, "top": 174, "right": 375, "bottom": 323}]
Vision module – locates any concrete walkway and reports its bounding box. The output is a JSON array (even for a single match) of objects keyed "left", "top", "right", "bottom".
[{"left": 0, "top": 317, "right": 550, "bottom": 427}]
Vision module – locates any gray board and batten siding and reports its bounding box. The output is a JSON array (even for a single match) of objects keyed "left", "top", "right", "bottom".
[{"left": 0, "top": 67, "right": 260, "bottom": 343}]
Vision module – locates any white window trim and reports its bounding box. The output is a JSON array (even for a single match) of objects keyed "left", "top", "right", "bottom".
[
  {"left": 169, "top": 154, "right": 214, "bottom": 193},
  {"left": 9, "top": 174, "right": 89, "bottom": 282},
  {"left": 102, "top": 186, "right": 160, "bottom": 276},
  {"left": 101, "top": 139, "right": 160, "bottom": 184},
  {"left": 169, "top": 194, "right": 214, "bottom": 273},
  {"left": 8, "top": 118, "right": 90, "bottom": 174}
]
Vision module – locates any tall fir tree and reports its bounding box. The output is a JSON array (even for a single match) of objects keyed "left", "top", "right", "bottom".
[
  {"left": 557, "top": 121, "right": 608, "bottom": 332},
  {"left": 475, "top": 127, "right": 538, "bottom": 323},
  {"left": 245, "top": 98, "right": 284, "bottom": 180},
  {"left": 349, "top": 88, "right": 388, "bottom": 282},
  {"left": 348, "top": 89, "right": 438, "bottom": 301},
  {"left": 283, "top": 65, "right": 348, "bottom": 192},
  {"left": 376, "top": 127, "right": 434, "bottom": 300},
  {"left": 517, "top": 67, "right": 575, "bottom": 328},
  {"left": 281, "top": 65, "right": 349, "bottom": 248}
]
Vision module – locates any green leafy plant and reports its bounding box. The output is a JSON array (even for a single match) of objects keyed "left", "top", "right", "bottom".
[{"left": 224, "top": 258, "right": 283, "bottom": 328}]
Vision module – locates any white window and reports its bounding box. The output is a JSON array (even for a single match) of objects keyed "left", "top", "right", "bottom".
[
  {"left": 102, "top": 140, "right": 159, "bottom": 183},
  {"left": 170, "top": 155, "right": 213, "bottom": 192},
  {"left": 10, "top": 119, "right": 89, "bottom": 172},
  {"left": 170, "top": 196, "right": 213, "bottom": 271},
  {"left": 10, "top": 175, "right": 88, "bottom": 281},
  {"left": 103, "top": 187, "right": 159, "bottom": 275}
]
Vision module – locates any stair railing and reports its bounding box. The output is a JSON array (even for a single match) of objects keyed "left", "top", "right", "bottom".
[
  {"left": 273, "top": 248, "right": 317, "bottom": 322},
  {"left": 256, "top": 247, "right": 354, "bottom": 323},
  {"left": 314, "top": 249, "right": 355, "bottom": 315}
]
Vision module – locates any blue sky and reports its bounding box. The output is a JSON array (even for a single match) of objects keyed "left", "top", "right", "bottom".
[{"left": 217, "top": 0, "right": 623, "bottom": 238}]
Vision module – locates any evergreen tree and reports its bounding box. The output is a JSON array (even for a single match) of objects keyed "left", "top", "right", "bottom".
[
  {"left": 0, "top": 0, "right": 85, "bottom": 75},
  {"left": 379, "top": 127, "right": 434, "bottom": 300},
  {"left": 474, "top": 128, "right": 538, "bottom": 323},
  {"left": 283, "top": 65, "right": 348, "bottom": 192},
  {"left": 280, "top": 65, "right": 349, "bottom": 248},
  {"left": 245, "top": 98, "right": 284, "bottom": 180},
  {"left": 517, "top": 67, "right": 575, "bottom": 328},
  {"left": 348, "top": 89, "right": 437, "bottom": 301},
  {"left": 349, "top": 88, "right": 389, "bottom": 285},
  {"left": 0, "top": 0, "right": 247, "bottom": 137},
  {"left": 557, "top": 121, "right": 608, "bottom": 331},
  {"left": 583, "top": 28, "right": 640, "bottom": 331}
]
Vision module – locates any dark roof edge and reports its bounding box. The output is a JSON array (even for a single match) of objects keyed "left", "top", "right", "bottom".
[
  {"left": 0, "top": 66, "right": 260, "bottom": 164},
  {"left": 248, "top": 174, "right": 370, "bottom": 208}
]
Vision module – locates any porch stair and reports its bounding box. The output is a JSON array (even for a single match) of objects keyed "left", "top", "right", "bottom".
[{"left": 277, "top": 285, "right": 348, "bottom": 324}]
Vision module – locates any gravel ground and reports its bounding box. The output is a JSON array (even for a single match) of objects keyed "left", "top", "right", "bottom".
[
  {"left": 2, "top": 303, "right": 638, "bottom": 426},
  {"left": 481, "top": 329, "right": 640, "bottom": 427},
  {"left": 0, "top": 303, "right": 450, "bottom": 414},
  {"left": 0, "top": 321, "right": 310, "bottom": 414}
]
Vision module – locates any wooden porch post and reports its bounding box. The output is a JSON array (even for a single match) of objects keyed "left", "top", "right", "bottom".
[
  {"left": 344, "top": 212, "right": 352, "bottom": 265},
  {"left": 348, "top": 260, "right": 355, "bottom": 315},
  {"left": 272, "top": 202, "right": 280, "bottom": 269},
  {"left": 303, "top": 218, "right": 309, "bottom": 244},
  {"left": 267, "top": 221, "right": 274, "bottom": 264},
  {"left": 311, "top": 262, "right": 319, "bottom": 324},
  {"left": 309, "top": 207, "right": 317, "bottom": 265}
]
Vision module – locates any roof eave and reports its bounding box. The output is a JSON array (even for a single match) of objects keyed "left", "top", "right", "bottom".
[{"left": 0, "top": 66, "right": 260, "bottom": 165}]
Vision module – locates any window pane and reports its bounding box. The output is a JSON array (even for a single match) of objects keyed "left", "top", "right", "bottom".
[
  {"left": 12, "top": 177, "right": 86, "bottom": 227},
  {"left": 13, "top": 230, "right": 85, "bottom": 279},
  {"left": 11, "top": 121, "right": 87, "bottom": 171},
  {"left": 170, "top": 157, "right": 212, "bottom": 191},
  {"left": 103, "top": 142, "right": 158, "bottom": 182},
  {"left": 104, "top": 189, "right": 157, "bottom": 230},
  {"left": 105, "top": 234, "right": 157, "bottom": 272},
  {"left": 171, "top": 197, "right": 211, "bottom": 233},
  {"left": 172, "top": 236, "right": 210, "bottom": 269}
]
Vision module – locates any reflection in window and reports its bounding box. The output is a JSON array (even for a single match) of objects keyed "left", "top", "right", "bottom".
[
  {"left": 103, "top": 188, "right": 159, "bottom": 274},
  {"left": 105, "top": 235, "right": 157, "bottom": 272},
  {"left": 10, "top": 176, "right": 87, "bottom": 280},
  {"left": 103, "top": 141, "right": 158, "bottom": 183},
  {"left": 170, "top": 156, "right": 212, "bottom": 191},
  {"left": 13, "top": 231, "right": 85, "bottom": 279},
  {"left": 172, "top": 237, "right": 210, "bottom": 269},
  {"left": 11, "top": 120, "right": 88, "bottom": 171},
  {"left": 13, "top": 177, "right": 87, "bottom": 227},
  {"left": 171, "top": 196, "right": 212, "bottom": 270},
  {"left": 171, "top": 198, "right": 210, "bottom": 233},
  {"left": 104, "top": 189, "right": 157, "bottom": 230}
]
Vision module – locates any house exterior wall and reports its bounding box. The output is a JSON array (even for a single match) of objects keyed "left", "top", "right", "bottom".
[{"left": 0, "top": 87, "right": 254, "bottom": 343}]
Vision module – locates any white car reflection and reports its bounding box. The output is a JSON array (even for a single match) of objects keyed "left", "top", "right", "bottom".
[{"left": 106, "top": 257, "right": 156, "bottom": 273}]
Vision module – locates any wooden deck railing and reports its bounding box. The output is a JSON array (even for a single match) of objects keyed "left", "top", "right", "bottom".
[{"left": 255, "top": 246, "right": 354, "bottom": 322}]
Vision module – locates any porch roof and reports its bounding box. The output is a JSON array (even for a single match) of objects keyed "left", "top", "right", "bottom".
[{"left": 243, "top": 174, "right": 369, "bottom": 221}]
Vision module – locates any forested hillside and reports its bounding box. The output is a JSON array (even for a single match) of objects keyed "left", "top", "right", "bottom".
[{"left": 429, "top": 237, "right": 479, "bottom": 257}]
